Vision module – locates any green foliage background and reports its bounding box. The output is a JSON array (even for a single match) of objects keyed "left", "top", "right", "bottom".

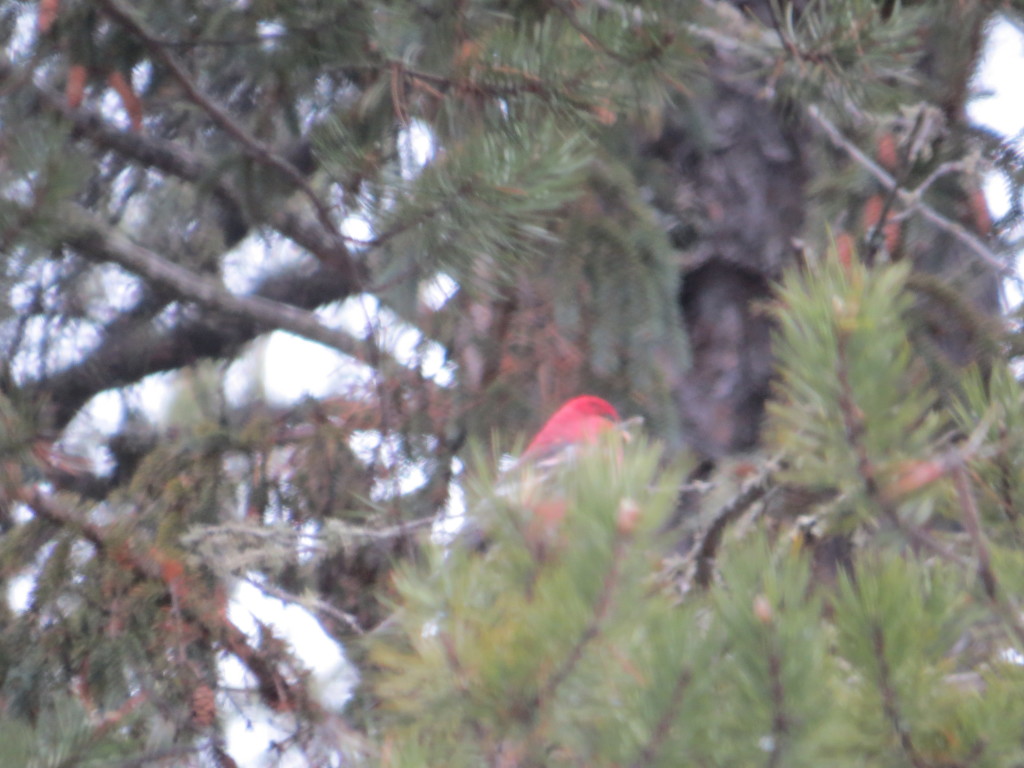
[{"left": 0, "top": 0, "right": 1023, "bottom": 765}]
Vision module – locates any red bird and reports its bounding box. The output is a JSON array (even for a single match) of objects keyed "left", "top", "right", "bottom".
[
  {"left": 459, "top": 396, "right": 624, "bottom": 556},
  {"left": 521, "top": 395, "right": 621, "bottom": 463},
  {"left": 515, "top": 395, "right": 624, "bottom": 553}
]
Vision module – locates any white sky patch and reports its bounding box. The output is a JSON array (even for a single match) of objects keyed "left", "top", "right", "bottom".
[
  {"left": 223, "top": 579, "right": 355, "bottom": 766},
  {"left": 399, "top": 119, "right": 436, "bottom": 177},
  {"left": 342, "top": 215, "right": 373, "bottom": 244},
  {"left": 971, "top": 20, "right": 1023, "bottom": 218},
  {"left": 9, "top": 5, "right": 36, "bottom": 63},
  {"left": 420, "top": 272, "right": 459, "bottom": 310},
  {"left": 257, "top": 20, "right": 287, "bottom": 51},
  {"left": 7, "top": 572, "right": 34, "bottom": 614},
  {"left": 131, "top": 60, "right": 153, "bottom": 94},
  {"left": 8, "top": 513, "right": 58, "bottom": 614},
  {"left": 1002, "top": 647, "right": 1024, "bottom": 665},
  {"left": 75, "top": 390, "right": 127, "bottom": 435},
  {"left": 99, "top": 86, "right": 135, "bottom": 133},
  {"left": 83, "top": 264, "right": 143, "bottom": 322},
  {"left": 222, "top": 234, "right": 312, "bottom": 295},
  {"left": 262, "top": 330, "right": 373, "bottom": 403},
  {"left": 12, "top": 316, "right": 101, "bottom": 380},
  {"left": 349, "top": 429, "right": 430, "bottom": 499},
  {"left": 433, "top": 457, "right": 468, "bottom": 542},
  {"left": 971, "top": 20, "right": 1024, "bottom": 151},
  {"left": 227, "top": 579, "right": 352, "bottom": 700},
  {"left": 969, "top": 16, "right": 1024, "bottom": 308},
  {"left": 224, "top": 340, "right": 269, "bottom": 406},
  {"left": 57, "top": 372, "right": 179, "bottom": 475},
  {"left": 330, "top": 294, "right": 454, "bottom": 386},
  {"left": 136, "top": 373, "right": 179, "bottom": 424}
]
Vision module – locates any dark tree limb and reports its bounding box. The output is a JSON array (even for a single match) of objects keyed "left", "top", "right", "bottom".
[
  {"left": 20, "top": 254, "right": 354, "bottom": 429},
  {"left": 58, "top": 203, "right": 369, "bottom": 358}
]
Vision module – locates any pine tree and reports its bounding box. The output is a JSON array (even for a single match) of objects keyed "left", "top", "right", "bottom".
[{"left": 0, "top": 0, "right": 1022, "bottom": 765}]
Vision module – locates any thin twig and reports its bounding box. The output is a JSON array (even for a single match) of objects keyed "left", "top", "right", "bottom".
[
  {"left": 533, "top": 534, "right": 627, "bottom": 715},
  {"left": 692, "top": 461, "right": 777, "bottom": 588},
  {"left": 765, "top": 646, "right": 788, "bottom": 768},
  {"left": 864, "top": 110, "right": 924, "bottom": 262},
  {"left": 953, "top": 464, "right": 997, "bottom": 599},
  {"left": 551, "top": 0, "right": 647, "bottom": 65},
  {"left": 806, "top": 105, "right": 1010, "bottom": 277},
  {"left": 241, "top": 574, "right": 365, "bottom": 636},
  {"left": 629, "top": 667, "right": 693, "bottom": 768}
]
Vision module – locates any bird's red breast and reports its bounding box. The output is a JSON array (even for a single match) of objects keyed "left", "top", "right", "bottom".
[{"left": 522, "top": 395, "right": 620, "bottom": 461}]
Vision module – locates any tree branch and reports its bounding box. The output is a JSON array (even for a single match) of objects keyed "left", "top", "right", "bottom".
[
  {"left": 679, "top": 13, "right": 1011, "bottom": 278},
  {"left": 629, "top": 666, "right": 693, "bottom": 768},
  {"left": 59, "top": 203, "right": 369, "bottom": 361},
  {"left": 23, "top": 263, "right": 343, "bottom": 429},
  {"left": 19, "top": 485, "right": 310, "bottom": 712},
  {"left": 692, "top": 461, "right": 776, "bottom": 588},
  {"left": 97, "top": 0, "right": 359, "bottom": 285},
  {"left": 953, "top": 464, "right": 1024, "bottom": 648},
  {"left": 806, "top": 105, "right": 1010, "bottom": 277},
  {"left": 0, "top": 58, "right": 362, "bottom": 278},
  {"left": 872, "top": 624, "right": 931, "bottom": 768}
]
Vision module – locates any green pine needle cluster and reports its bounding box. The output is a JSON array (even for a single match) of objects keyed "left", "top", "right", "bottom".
[{"left": 369, "top": 252, "right": 1024, "bottom": 766}]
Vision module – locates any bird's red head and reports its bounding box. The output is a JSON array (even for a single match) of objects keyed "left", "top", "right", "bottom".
[{"left": 522, "top": 395, "right": 621, "bottom": 460}]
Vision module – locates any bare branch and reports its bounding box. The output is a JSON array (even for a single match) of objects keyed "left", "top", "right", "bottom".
[
  {"left": 806, "top": 105, "right": 1010, "bottom": 277},
  {"left": 22, "top": 262, "right": 351, "bottom": 429},
  {"left": 691, "top": 460, "right": 777, "bottom": 588},
  {"left": 241, "top": 574, "right": 366, "bottom": 636},
  {"left": 59, "top": 202, "right": 369, "bottom": 362}
]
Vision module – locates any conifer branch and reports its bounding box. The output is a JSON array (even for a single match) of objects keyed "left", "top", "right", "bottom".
[
  {"left": 872, "top": 624, "right": 931, "bottom": 768},
  {"left": 806, "top": 105, "right": 1010, "bottom": 277},
  {"left": 692, "top": 461, "right": 777, "bottom": 589},
  {"left": 97, "top": 0, "right": 361, "bottom": 285},
  {"left": 2, "top": 56, "right": 365, "bottom": 274},
  {"left": 953, "top": 464, "right": 996, "bottom": 599},
  {"left": 630, "top": 667, "right": 693, "bottom": 768},
  {"left": 864, "top": 112, "right": 926, "bottom": 262},
  {"left": 765, "top": 647, "right": 789, "bottom": 768},
  {"left": 550, "top": 0, "right": 665, "bottom": 66},
  {"left": 18, "top": 486, "right": 313, "bottom": 714},
  {"left": 835, "top": 330, "right": 968, "bottom": 567},
  {"left": 953, "top": 464, "right": 1024, "bottom": 648},
  {"left": 532, "top": 534, "right": 627, "bottom": 723},
  {"left": 20, "top": 261, "right": 366, "bottom": 431},
  {"left": 679, "top": 11, "right": 1010, "bottom": 278}
]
